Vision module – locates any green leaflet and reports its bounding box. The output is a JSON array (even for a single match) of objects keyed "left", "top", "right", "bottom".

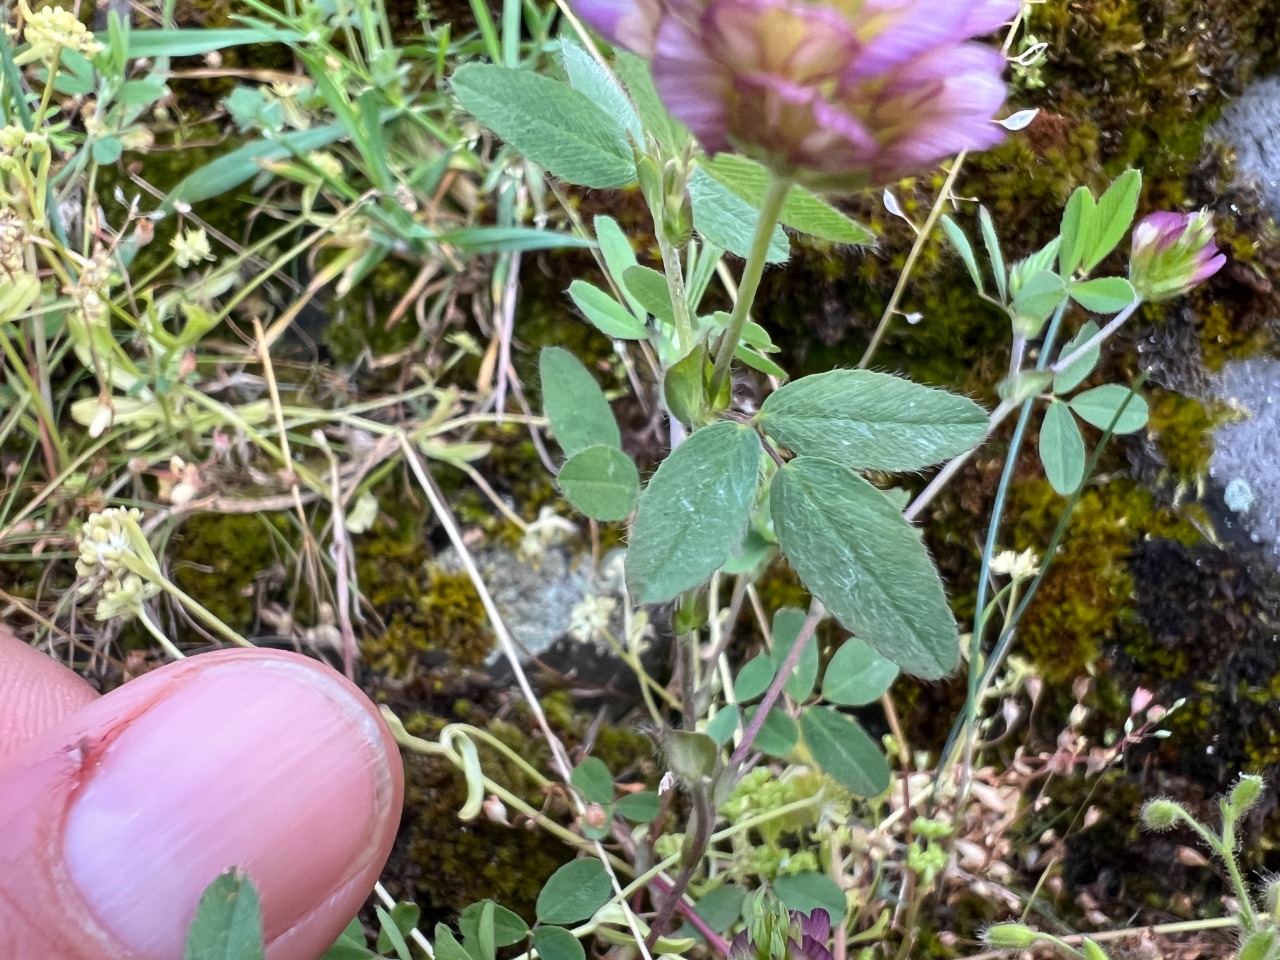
[
  {"left": 459, "top": 901, "right": 529, "bottom": 949},
  {"left": 183, "top": 870, "right": 266, "bottom": 960},
  {"left": 1010, "top": 270, "right": 1067, "bottom": 337},
  {"left": 801, "top": 706, "right": 890, "bottom": 797},
  {"left": 1069, "top": 384, "right": 1148, "bottom": 434},
  {"left": 699, "top": 154, "right": 873, "bottom": 245},
  {"left": 626, "top": 421, "right": 762, "bottom": 603},
  {"left": 941, "top": 215, "right": 983, "bottom": 293},
  {"left": 735, "top": 653, "right": 777, "bottom": 702},
  {"left": 757, "top": 369, "right": 987, "bottom": 471},
  {"left": 560, "top": 38, "right": 643, "bottom": 145},
  {"left": 687, "top": 169, "right": 790, "bottom": 263},
  {"left": 1053, "top": 320, "right": 1101, "bottom": 394},
  {"left": 536, "top": 860, "right": 612, "bottom": 924},
  {"left": 540, "top": 347, "right": 621, "bottom": 457},
  {"left": 1068, "top": 276, "right": 1136, "bottom": 314},
  {"left": 452, "top": 64, "right": 635, "bottom": 189},
  {"left": 1083, "top": 169, "right": 1142, "bottom": 272},
  {"left": 771, "top": 457, "right": 959, "bottom": 679},
  {"left": 771, "top": 606, "right": 818, "bottom": 701},
  {"left": 593, "top": 215, "right": 646, "bottom": 320},
  {"left": 1038, "top": 399, "right": 1086, "bottom": 494},
  {"left": 821, "top": 637, "right": 899, "bottom": 706},
  {"left": 568, "top": 281, "right": 649, "bottom": 339},
  {"left": 621, "top": 265, "right": 676, "bottom": 324},
  {"left": 1058, "top": 170, "right": 1141, "bottom": 276},
  {"left": 979, "top": 206, "right": 1007, "bottom": 302},
  {"left": 773, "top": 871, "right": 847, "bottom": 921},
  {"left": 743, "top": 705, "right": 799, "bottom": 756},
  {"left": 558, "top": 445, "right": 640, "bottom": 521},
  {"left": 533, "top": 927, "right": 585, "bottom": 960},
  {"left": 570, "top": 757, "right": 615, "bottom": 805}
]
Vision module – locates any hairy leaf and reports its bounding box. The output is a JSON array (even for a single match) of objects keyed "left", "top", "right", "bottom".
[
  {"left": 452, "top": 64, "right": 635, "bottom": 188},
  {"left": 626, "top": 421, "right": 761, "bottom": 603},
  {"left": 772, "top": 457, "right": 959, "bottom": 678},
  {"left": 540, "top": 347, "right": 620, "bottom": 456},
  {"left": 757, "top": 369, "right": 987, "bottom": 471}
]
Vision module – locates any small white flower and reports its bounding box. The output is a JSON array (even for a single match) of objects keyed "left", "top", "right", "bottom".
[
  {"left": 171, "top": 227, "right": 213, "bottom": 268},
  {"left": 75, "top": 507, "right": 161, "bottom": 622},
  {"left": 517, "top": 506, "right": 577, "bottom": 563},
  {"left": 568, "top": 594, "right": 617, "bottom": 644},
  {"left": 989, "top": 548, "right": 1040, "bottom": 581},
  {"left": 16, "top": 1, "right": 103, "bottom": 65}
]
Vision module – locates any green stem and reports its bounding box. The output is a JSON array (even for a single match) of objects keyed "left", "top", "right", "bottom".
[
  {"left": 32, "top": 49, "right": 61, "bottom": 129},
  {"left": 934, "top": 300, "right": 1067, "bottom": 783},
  {"left": 858, "top": 154, "right": 968, "bottom": 370},
  {"left": 0, "top": 325, "right": 68, "bottom": 469},
  {"left": 121, "top": 555, "right": 252, "bottom": 648},
  {"left": 707, "top": 175, "right": 791, "bottom": 403},
  {"left": 137, "top": 608, "right": 185, "bottom": 660},
  {"left": 657, "top": 232, "right": 694, "bottom": 355},
  {"left": 1216, "top": 814, "right": 1258, "bottom": 932}
]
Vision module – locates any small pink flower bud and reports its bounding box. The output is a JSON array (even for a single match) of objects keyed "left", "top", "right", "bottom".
[
  {"left": 1129, "top": 687, "right": 1154, "bottom": 715},
  {"left": 1128, "top": 210, "right": 1226, "bottom": 302}
]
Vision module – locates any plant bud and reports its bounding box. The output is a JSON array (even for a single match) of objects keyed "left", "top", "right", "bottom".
[
  {"left": 1228, "top": 774, "right": 1265, "bottom": 815},
  {"left": 1128, "top": 210, "right": 1226, "bottom": 302},
  {"left": 982, "top": 924, "right": 1041, "bottom": 949},
  {"left": 1140, "top": 798, "right": 1184, "bottom": 831}
]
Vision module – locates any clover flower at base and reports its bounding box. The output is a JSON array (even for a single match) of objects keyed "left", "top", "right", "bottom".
[
  {"left": 728, "top": 903, "right": 835, "bottom": 960},
  {"left": 573, "top": 0, "right": 1022, "bottom": 192}
]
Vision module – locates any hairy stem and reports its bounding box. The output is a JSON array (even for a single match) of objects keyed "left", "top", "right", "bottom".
[
  {"left": 708, "top": 175, "right": 791, "bottom": 403},
  {"left": 728, "top": 599, "right": 823, "bottom": 771}
]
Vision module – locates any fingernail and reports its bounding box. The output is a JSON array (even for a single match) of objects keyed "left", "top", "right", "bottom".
[{"left": 62, "top": 657, "right": 396, "bottom": 959}]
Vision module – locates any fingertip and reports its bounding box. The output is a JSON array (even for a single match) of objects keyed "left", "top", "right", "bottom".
[
  {"left": 0, "top": 628, "right": 99, "bottom": 756},
  {"left": 2, "top": 648, "right": 403, "bottom": 960}
]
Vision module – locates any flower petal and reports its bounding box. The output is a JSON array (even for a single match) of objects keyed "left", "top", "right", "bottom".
[
  {"left": 573, "top": 0, "right": 662, "bottom": 55},
  {"left": 652, "top": 16, "right": 733, "bottom": 150},
  {"left": 957, "top": 0, "right": 1023, "bottom": 35}
]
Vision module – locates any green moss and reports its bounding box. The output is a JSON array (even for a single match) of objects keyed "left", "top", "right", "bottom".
[
  {"left": 169, "top": 511, "right": 292, "bottom": 633},
  {"left": 470, "top": 423, "right": 563, "bottom": 527},
  {"left": 1006, "top": 478, "right": 1200, "bottom": 683},
  {"left": 356, "top": 507, "right": 495, "bottom": 678},
  {"left": 323, "top": 257, "right": 425, "bottom": 365},
  {"left": 1145, "top": 388, "right": 1221, "bottom": 486}
]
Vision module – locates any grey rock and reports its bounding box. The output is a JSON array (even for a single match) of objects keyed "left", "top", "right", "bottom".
[
  {"left": 1210, "top": 356, "right": 1280, "bottom": 559},
  {"left": 1213, "top": 73, "right": 1280, "bottom": 222}
]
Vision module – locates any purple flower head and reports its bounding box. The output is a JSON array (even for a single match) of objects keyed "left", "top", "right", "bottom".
[
  {"left": 1128, "top": 210, "right": 1226, "bottom": 302},
  {"left": 729, "top": 905, "right": 835, "bottom": 960},
  {"left": 571, "top": 0, "right": 1022, "bottom": 192}
]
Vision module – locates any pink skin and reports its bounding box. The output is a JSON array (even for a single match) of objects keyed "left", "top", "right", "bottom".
[{"left": 0, "top": 628, "right": 404, "bottom": 960}]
